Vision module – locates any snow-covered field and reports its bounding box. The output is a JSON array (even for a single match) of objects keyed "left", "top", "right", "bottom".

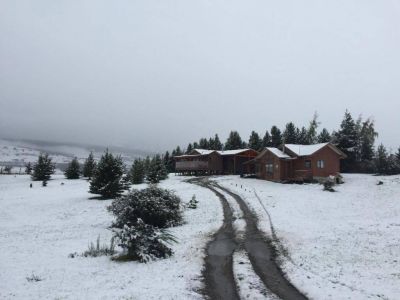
[
  {"left": 0, "top": 175, "right": 222, "bottom": 299},
  {"left": 1, "top": 172, "right": 399, "bottom": 299},
  {"left": 216, "top": 174, "right": 400, "bottom": 300}
]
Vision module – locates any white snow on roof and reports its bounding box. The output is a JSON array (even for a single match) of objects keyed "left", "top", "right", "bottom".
[
  {"left": 192, "top": 149, "right": 215, "bottom": 155},
  {"left": 217, "top": 149, "right": 251, "bottom": 156},
  {"left": 266, "top": 147, "right": 291, "bottom": 159},
  {"left": 284, "top": 143, "right": 329, "bottom": 156}
]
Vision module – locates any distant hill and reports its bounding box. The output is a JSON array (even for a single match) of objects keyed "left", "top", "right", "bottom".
[{"left": 0, "top": 138, "right": 153, "bottom": 170}]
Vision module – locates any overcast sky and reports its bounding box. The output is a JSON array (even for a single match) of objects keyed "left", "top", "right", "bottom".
[{"left": 1, "top": 0, "right": 399, "bottom": 152}]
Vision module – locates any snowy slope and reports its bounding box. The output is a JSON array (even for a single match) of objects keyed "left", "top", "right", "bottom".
[
  {"left": 0, "top": 175, "right": 222, "bottom": 299},
  {"left": 215, "top": 174, "right": 400, "bottom": 300},
  {"left": 0, "top": 139, "right": 150, "bottom": 169}
]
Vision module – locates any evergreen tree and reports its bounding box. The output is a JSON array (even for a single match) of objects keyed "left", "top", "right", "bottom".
[
  {"left": 374, "top": 144, "right": 389, "bottom": 174},
  {"left": 174, "top": 146, "right": 183, "bottom": 156},
  {"left": 270, "top": 126, "right": 282, "bottom": 147},
  {"left": 199, "top": 138, "right": 209, "bottom": 149},
  {"left": 31, "top": 153, "right": 55, "bottom": 181},
  {"left": 210, "top": 134, "right": 223, "bottom": 150},
  {"left": 396, "top": 147, "right": 400, "bottom": 162},
  {"left": 163, "top": 151, "right": 175, "bottom": 173},
  {"left": 146, "top": 155, "right": 168, "bottom": 184},
  {"left": 130, "top": 158, "right": 145, "bottom": 184},
  {"left": 248, "top": 131, "right": 262, "bottom": 151},
  {"left": 82, "top": 152, "right": 96, "bottom": 178},
  {"left": 186, "top": 143, "right": 193, "bottom": 154},
  {"left": 64, "top": 157, "right": 81, "bottom": 179},
  {"left": 296, "top": 127, "right": 309, "bottom": 144},
  {"left": 283, "top": 122, "right": 298, "bottom": 144},
  {"left": 25, "top": 162, "right": 33, "bottom": 175},
  {"left": 193, "top": 142, "right": 199, "bottom": 149},
  {"left": 359, "top": 118, "right": 378, "bottom": 161},
  {"left": 334, "top": 110, "right": 359, "bottom": 172},
  {"left": 307, "top": 112, "right": 320, "bottom": 144},
  {"left": 262, "top": 130, "right": 272, "bottom": 148},
  {"left": 89, "top": 150, "right": 129, "bottom": 199},
  {"left": 317, "top": 128, "right": 332, "bottom": 143},
  {"left": 143, "top": 156, "right": 152, "bottom": 176},
  {"left": 224, "top": 131, "right": 244, "bottom": 150}
]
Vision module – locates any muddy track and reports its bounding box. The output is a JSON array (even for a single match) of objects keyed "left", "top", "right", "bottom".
[
  {"left": 190, "top": 178, "right": 308, "bottom": 300},
  {"left": 192, "top": 179, "right": 240, "bottom": 300}
]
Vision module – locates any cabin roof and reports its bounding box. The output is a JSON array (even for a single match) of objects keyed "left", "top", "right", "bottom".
[
  {"left": 217, "top": 149, "right": 253, "bottom": 156},
  {"left": 266, "top": 147, "right": 291, "bottom": 159},
  {"left": 284, "top": 143, "right": 329, "bottom": 156}
]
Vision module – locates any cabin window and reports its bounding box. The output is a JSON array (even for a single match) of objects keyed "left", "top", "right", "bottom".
[
  {"left": 305, "top": 160, "right": 311, "bottom": 169},
  {"left": 317, "top": 160, "right": 325, "bottom": 169},
  {"left": 266, "top": 163, "right": 274, "bottom": 174}
]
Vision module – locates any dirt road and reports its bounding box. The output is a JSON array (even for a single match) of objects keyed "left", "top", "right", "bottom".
[{"left": 189, "top": 178, "right": 308, "bottom": 300}]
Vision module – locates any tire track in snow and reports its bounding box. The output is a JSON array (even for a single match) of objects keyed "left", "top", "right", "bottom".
[{"left": 189, "top": 178, "right": 308, "bottom": 300}]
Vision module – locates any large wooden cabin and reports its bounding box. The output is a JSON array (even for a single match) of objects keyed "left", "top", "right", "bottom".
[
  {"left": 174, "top": 149, "right": 258, "bottom": 175},
  {"left": 245, "top": 143, "right": 346, "bottom": 182}
]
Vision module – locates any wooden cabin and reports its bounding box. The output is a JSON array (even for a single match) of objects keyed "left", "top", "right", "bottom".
[
  {"left": 174, "top": 149, "right": 258, "bottom": 175},
  {"left": 245, "top": 143, "right": 346, "bottom": 182}
]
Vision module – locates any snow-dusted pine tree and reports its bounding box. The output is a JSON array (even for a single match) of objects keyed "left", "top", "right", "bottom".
[
  {"left": 317, "top": 128, "right": 332, "bottom": 143},
  {"left": 130, "top": 158, "right": 145, "bottom": 184},
  {"left": 283, "top": 122, "right": 298, "bottom": 144},
  {"left": 334, "top": 110, "right": 359, "bottom": 172},
  {"left": 146, "top": 155, "right": 168, "bottom": 184},
  {"left": 262, "top": 130, "right": 272, "bottom": 148},
  {"left": 31, "top": 153, "right": 55, "bottom": 181},
  {"left": 89, "top": 150, "right": 129, "bottom": 199},
  {"left": 270, "top": 126, "right": 282, "bottom": 147},
  {"left": 64, "top": 157, "right": 81, "bottom": 179},
  {"left": 82, "top": 152, "right": 96, "bottom": 179},
  {"left": 248, "top": 131, "right": 262, "bottom": 151}
]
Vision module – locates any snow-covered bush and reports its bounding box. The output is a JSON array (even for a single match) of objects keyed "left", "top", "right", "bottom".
[
  {"left": 323, "top": 179, "right": 335, "bottom": 192},
  {"left": 108, "top": 185, "right": 182, "bottom": 229},
  {"left": 113, "top": 219, "right": 176, "bottom": 262},
  {"left": 187, "top": 195, "right": 198, "bottom": 209}
]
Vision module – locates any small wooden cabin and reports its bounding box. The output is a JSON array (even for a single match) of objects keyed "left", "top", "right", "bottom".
[
  {"left": 246, "top": 143, "right": 346, "bottom": 182},
  {"left": 174, "top": 148, "right": 258, "bottom": 175}
]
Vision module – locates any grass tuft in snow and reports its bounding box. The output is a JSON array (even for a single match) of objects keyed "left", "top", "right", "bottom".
[
  {"left": 82, "top": 236, "right": 116, "bottom": 257},
  {"left": 26, "top": 273, "right": 43, "bottom": 282}
]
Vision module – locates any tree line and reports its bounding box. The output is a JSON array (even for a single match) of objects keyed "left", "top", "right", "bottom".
[{"left": 165, "top": 111, "right": 400, "bottom": 175}]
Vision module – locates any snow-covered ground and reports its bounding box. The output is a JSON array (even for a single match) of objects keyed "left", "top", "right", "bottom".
[
  {"left": 0, "top": 174, "right": 222, "bottom": 299},
  {"left": 215, "top": 174, "right": 400, "bottom": 300}
]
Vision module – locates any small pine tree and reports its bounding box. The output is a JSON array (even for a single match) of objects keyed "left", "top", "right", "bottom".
[
  {"left": 199, "top": 138, "right": 209, "bottom": 149},
  {"left": 224, "top": 131, "right": 245, "bottom": 150},
  {"left": 146, "top": 155, "right": 168, "bottom": 184},
  {"left": 248, "top": 131, "right": 262, "bottom": 151},
  {"left": 307, "top": 112, "right": 320, "bottom": 144},
  {"left": 186, "top": 143, "right": 193, "bottom": 154},
  {"left": 318, "top": 128, "right": 332, "bottom": 143},
  {"left": 396, "top": 147, "right": 400, "bottom": 162},
  {"left": 130, "top": 159, "right": 145, "bottom": 184},
  {"left": 262, "top": 130, "right": 272, "bottom": 148},
  {"left": 31, "top": 153, "right": 55, "bottom": 181},
  {"left": 64, "top": 157, "right": 81, "bottom": 179},
  {"left": 25, "top": 162, "right": 33, "bottom": 175},
  {"left": 212, "top": 134, "right": 223, "bottom": 150},
  {"left": 283, "top": 122, "right": 298, "bottom": 144},
  {"left": 334, "top": 110, "right": 359, "bottom": 172},
  {"left": 83, "top": 152, "right": 96, "bottom": 178},
  {"left": 297, "top": 127, "right": 309, "bottom": 144},
  {"left": 374, "top": 144, "right": 388, "bottom": 174},
  {"left": 270, "top": 126, "right": 282, "bottom": 147},
  {"left": 89, "top": 150, "right": 129, "bottom": 199}
]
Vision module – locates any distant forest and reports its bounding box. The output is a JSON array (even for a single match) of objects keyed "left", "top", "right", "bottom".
[{"left": 165, "top": 110, "right": 400, "bottom": 175}]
